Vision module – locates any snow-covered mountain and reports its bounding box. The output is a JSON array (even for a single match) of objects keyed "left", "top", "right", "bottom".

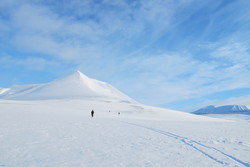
[
  {"left": 3, "top": 72, "right": 249, "bottom": 167},
  {"left": 0, "top": 71, "right": 135, "bottom": 103},
  {"left": 192, "top": 105, "right": 250, "bottom": 115},
  {"left": 0, "top": 70, "right": 226, "bottom": 121}
]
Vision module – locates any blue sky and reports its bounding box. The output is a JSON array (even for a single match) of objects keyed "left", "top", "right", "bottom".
[{"left": 0, "top": 0, "right": 250, "bottom": 112}]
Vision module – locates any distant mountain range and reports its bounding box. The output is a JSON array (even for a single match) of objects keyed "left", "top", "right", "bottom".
[{"left": 192, "top": 105, "right": 250, "bottom": 115}]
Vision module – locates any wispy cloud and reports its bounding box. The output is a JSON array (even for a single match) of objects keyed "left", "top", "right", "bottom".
[
  {"left": 215, "top": 95, "right": 250, "bottom": 108},
  {"left": 112, "top": 49, "right": 249, "bottom": 105},
  {"left": 0, "top": 0, "right": 249, "bottom": 110},
  {"left": 0, "top": 54, "right": 59, "bottom": 70},
  {"left": 1, "top": 0, "right": 198, "bottom": 61}
]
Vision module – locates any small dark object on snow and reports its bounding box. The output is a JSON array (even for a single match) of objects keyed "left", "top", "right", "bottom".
[
  {"left": 118, "top": 112, "right": 120, "bottom": 115},
  {"left": 91, "top": 110, "right": 94, "bottom": 117}
]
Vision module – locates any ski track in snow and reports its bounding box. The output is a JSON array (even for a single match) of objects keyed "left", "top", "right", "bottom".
[
  {"left": 1, "top": 71, "right": 250, "bottom": 167},
  {"left": 1, "top": 98, "right": 250, "bottom": 167},
  {"left": 124, "top": 122, "right": 250, "bottom": 167}
]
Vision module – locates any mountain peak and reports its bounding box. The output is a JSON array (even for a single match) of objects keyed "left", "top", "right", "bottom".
[
  {"left": 0, "top": 70, "right": 135, "bottom": 102},
  {"left": 61, "top": 71, "right": 93, "bottom": 85},
  {"left": 75, "top": 70, "right": 87, "bottom": 77},
  {"left": 70, "top": 70, "right": 89, "bottom": 79}
]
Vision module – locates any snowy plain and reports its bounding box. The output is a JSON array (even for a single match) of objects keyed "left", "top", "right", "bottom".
[
  {"left": 0, "top": 99, "right": 249, "bottom": 167},
  {"left": 0, "top": 71, "right": 249, "bottom": 167}
]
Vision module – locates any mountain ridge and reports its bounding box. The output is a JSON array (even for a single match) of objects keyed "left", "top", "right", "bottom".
[
  {"left": 192, "top": 105, "right": 250, "bottom": 115},
  {"left": 0, "top": 71, "right": 135, "bottom": 103}
]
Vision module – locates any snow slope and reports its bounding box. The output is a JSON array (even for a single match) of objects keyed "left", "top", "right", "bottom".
[
  {"left": 0, "top": 99, "right": 249, "bottom": 167},
  {"left": 0, "top": 70, "right": 224, "bottom": 121},
  {"left": 0, "top": 71, "right": 135, "bottom": 103},
  {"left": 1, "top": 71, "right": 249, "bottom": 166},
  {"left": 193, "top": 105, "right": 250, "bottom": 115}
]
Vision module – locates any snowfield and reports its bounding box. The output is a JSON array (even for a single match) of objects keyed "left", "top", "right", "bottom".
[
  {"left": 0, "top": 72, "right": 249, "bottom": 166},
  {"left": 0, "top": 99, "right": 249, "bottom": 167}
]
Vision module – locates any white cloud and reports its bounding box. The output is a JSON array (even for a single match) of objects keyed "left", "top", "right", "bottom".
[
  {"left": 212, "top": 41, "right": 250, "bottom": 65},
  {"left": 113, "top": 50, "right": 250, "bottom": 105},
  {"left": 0, "top": 54, "right": 59, "bottom": 70},
  {"left": 0, "top": 0, "right": 249, "bottom": 108},
  {"left": 1, "top": 0, "right": 199, "bottom": 62},
  {"left": 215, "top": 95, "right": 250, "bottom": 108}
]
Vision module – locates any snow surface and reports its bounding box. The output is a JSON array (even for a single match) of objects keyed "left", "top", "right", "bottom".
[
  {"left": 0, "top": 71, "right": 249, "bottom": 166},
  {"left": 0, "top": 99, "right": 249, "bottom": 167}
]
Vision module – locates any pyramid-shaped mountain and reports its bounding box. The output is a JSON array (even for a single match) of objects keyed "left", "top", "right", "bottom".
[{"left": 0, "top": 71, "right": 135, "bottom": 102}]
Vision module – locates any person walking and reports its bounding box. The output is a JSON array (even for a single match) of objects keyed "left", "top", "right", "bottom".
[{"left": 91, "top": 110, "right": 94, "bottom": 117}]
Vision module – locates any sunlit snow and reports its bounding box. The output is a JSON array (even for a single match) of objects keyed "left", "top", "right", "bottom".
[{"left": 0, "top": 71, "right": 249, "bottom": 167}]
